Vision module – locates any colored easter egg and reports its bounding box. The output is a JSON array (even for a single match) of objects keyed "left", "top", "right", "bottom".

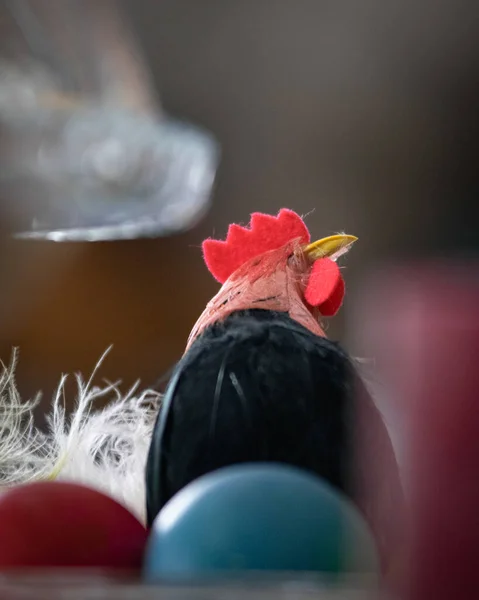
[
  {"left": 0, "top": 481, "right": 147, "bottom": 568},
  {"left": 144, "top": 463, "right": 378, "bottom": 582}
]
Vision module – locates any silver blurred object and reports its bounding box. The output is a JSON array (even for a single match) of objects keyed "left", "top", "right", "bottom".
[
  {"left": 2, "top": 100, "right": 219, "bottom": 241},
  {"left": 0, "top": 0, "right": 219, "bottom": 241}
]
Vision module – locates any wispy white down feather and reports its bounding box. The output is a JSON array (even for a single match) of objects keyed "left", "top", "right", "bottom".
[{"left": 0, "top": 348, "right": 161, "bottom": 524}]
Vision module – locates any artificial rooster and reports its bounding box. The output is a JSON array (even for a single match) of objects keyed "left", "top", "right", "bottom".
[
  {"left": 186, "top": 208, "right": 357, "bottom": 347},
  {"left": 145, "top": 209, "right": 404, "bottom": 576}
]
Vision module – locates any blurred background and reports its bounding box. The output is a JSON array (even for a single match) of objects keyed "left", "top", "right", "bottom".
[{"left": 0, "top": 0, "right": 477, "bottom": 409}]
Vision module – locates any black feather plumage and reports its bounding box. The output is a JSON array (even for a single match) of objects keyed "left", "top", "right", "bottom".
[{"left": 146, "top": 309, "right": 359, "bottom": 526}]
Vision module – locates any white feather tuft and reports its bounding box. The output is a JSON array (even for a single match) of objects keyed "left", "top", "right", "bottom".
[{"left": 0, "top": 348, "right": 161, "bottom": 524}]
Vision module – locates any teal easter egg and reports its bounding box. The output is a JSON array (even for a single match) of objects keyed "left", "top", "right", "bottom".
[{"left": 144, "top": 463, "right": 378, "bottom": 582}]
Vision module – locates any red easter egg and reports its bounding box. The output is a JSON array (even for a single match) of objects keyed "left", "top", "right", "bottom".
[{"left": 0, "top": 481, "right": 147, "bottom": 568}]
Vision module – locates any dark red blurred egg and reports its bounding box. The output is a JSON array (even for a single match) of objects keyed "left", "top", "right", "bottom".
[{"left": 0, "top": 481, "right": 147, "bottom": 568}]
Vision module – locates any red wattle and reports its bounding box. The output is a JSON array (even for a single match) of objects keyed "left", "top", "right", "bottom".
[{"left": 304, "top": 258, "right": 345, "bottom": 317}]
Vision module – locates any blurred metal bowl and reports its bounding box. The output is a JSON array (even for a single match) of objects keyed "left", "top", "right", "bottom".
[{"left": 0, "top": 97, "right": 219, "bottom": 241}]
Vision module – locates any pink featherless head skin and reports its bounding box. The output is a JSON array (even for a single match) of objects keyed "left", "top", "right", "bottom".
[{"left": 185, "top": 209, "right": 356, "bottom": 352}]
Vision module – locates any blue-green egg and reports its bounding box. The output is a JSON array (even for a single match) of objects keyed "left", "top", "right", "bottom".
[{"left": 143, "top": 463, "right": 378, "bottom": 582}]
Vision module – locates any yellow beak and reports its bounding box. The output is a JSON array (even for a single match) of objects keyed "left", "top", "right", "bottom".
[{"left": 304, "top": 234, "right": 358, "bottom": 261}]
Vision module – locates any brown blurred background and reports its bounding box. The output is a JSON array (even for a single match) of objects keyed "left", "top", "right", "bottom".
[{"left": 0, "top": 0, "right": 477, "bottom": 406}]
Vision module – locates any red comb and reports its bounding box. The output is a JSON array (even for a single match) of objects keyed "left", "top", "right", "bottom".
[
  {"left": 202, "top": 209, "right": 310, "bottom": 283},
  {"left": 304, "top": 258, "right": 345, "bottom": 316}
]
